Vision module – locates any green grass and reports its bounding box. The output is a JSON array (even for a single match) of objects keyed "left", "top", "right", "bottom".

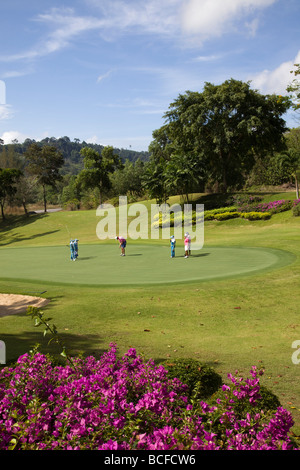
[
  {"left": 1, "top": 191, "right": 300, "bottom": 434},
  {"left": 0, "top": 245, "right": 294, "bottom": 286}
]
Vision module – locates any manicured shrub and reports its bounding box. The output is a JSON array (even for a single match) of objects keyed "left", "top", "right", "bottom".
[
  {"left": 239, "top": 211, "right": 272, "bottom": 220},
  {"left": 214, "top": 211, "right": 240, "bottom": 221},
  {"left": 205, "top": 206, "right": 238, "bottom": 215},
  {"left": 162, "top": 358, "right": 223, "bottom": 399}
]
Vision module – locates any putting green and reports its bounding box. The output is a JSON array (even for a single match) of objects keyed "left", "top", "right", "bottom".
[{"left": 0, "top": 244, "right": 295, "bottom": 287}]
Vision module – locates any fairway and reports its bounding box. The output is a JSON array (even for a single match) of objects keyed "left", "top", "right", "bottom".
[{"left": 0, "top": 244, "right": 295, "bottom": 286}]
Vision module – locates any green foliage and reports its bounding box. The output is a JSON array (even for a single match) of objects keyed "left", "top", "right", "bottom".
[
  {"left": 209, "top": 382, "right": 281, "bottom": 418},
  {"left": 292, "top": 202, "right": 300, "bottom": 217},
  {"left": 26, "top": 306, "right": 73, "bottom": 366},
  {"left": 228, "top": 194, "right": 263, "bottom": 206},
  {"left": 204, "top": 206, "right": 238, "bottom": 216},
  {"left": 110, "top": 158, "right": 145, "bottom": 200},
  {"left": 287, "top": 64, "right": 300, "bottom": 111},
  {"left": 25, "top": 143, "right": 64, "bottom": 212},
  {"left": 0, "top": 167, "right": 23, "bottom": 219},
  {"left": 214, "top": 211, "right": 240, "bottom": 221},
  {"left": 239, "top": 211, "right": 272, "bottom": 220},
  {"left": 163, "top": 358, "right": 223, "bottom": 400},
  {"left": 151, "top": 204, "right": 274, "bottom": 228},
  {"left": 259, "top": 385, "right": 282, "bottom": 411},
  {"left": 62, "top": 198, "right": 81, "bottom": 211},
  {"left": 153, "top": 79, "right": 290, "bottom": 193}
]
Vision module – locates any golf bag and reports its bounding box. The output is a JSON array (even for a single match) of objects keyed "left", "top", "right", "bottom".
[{"left": 70, "top": 239, "right": 79, "bottom": 260}]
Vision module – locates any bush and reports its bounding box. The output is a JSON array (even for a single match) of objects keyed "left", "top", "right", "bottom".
[
  {"left": 214, "top": 211, "right": 240, "bottom": 221},
  {"left": 292, "top": 199, "right": 300, "bottom": 217},
  {"left": 62, "top": 198, "right": 80, "bottom": 211},
  {"left": 229, "top": 194, "right": 263, "bottom": 206},
  {"left": 239, "top": 211, "right": 272, "bottom": 221},
  {"left": 162, "top": 358, "right": 223, "bottom": 399},
  {"left": 210, "top": 383, "right": 281, "bottom": 418},
  {"left": 238, "top": 199, "right": 292, "bottom": 214},
  {"left": 0, "top": 346, "right": 297, "bottom": 450}
]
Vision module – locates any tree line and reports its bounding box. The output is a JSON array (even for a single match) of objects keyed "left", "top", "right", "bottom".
[{"left": 1, "top": 74, "right": 300, "bottom": 220}]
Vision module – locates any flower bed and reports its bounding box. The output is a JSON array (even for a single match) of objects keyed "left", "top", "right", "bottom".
[
  {"left": 0, "top": 345, "right": 297, "bottom": 450},
  {"left": 238, "top": 199, "right": 293, "bottom": 214}
]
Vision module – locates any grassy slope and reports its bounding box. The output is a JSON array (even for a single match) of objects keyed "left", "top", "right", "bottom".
[{"left": 1, "top": 191, "right": 300, "bottom": 432}]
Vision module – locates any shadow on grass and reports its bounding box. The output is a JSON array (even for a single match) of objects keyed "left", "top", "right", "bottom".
[
  {"left": 2, "top": 330, "right": 109, "bottom": 366},
  {"left": 0, "top": 294, "right": 111, "bottom": 364},
  {"left": 0, "top": 212, "right": 59, "bottom": 246},
  {"left": 190, "top": 252, "right": 210, "bottom": 258}
]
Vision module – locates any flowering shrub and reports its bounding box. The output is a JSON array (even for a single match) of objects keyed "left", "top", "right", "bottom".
[
  {"left": 292, "top": 199, "right": 300, "bottom": 217},
  {"left": 0, "top": 345, "right": 297, "bottom": 450},
  {"left": 238, "top": 199, "right": 292, "bottom": 214}
]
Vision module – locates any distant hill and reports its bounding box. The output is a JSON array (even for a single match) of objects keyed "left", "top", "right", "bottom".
[{"left": 1, "top": 136, "right": 150, "bottom": 175}]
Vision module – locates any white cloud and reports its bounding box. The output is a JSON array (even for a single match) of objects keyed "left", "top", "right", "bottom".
[
  {"left": 180, "top": 0, "right": 277, "bottom": 39},
  {"left": 0, "top": 130, "right": 27, "bottom": 144},
  {"left": 0, "top": 3, "right": 180, "bottom": 63},
  {"left": 87, "top": 0, "right": 181, "bottom": 36},
  {"left": 97, "top": 70, "right": 113, "bottom": 83},
  {"left": 0, "top": 8, "right": 105, "bottom": 62},
  {"left": 250, "top": 50, "right": 300, "bottom": 95},
  {"left": 192, "top": 54, "right": 223, "bottom": 62},
  {"left": 0, "top": 0, "right": 279, "bottom": 64}
]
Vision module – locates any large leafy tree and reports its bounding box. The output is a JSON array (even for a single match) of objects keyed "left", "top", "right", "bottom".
[
  {"left": 25, "top": 143, "right": 64, "bottom": 212},
  {"left": 155, "top": 79, "right": 290, "bottom": 192},
  {"left": 78, "top": 145, "right": 122, "bottom": 206},
  {"left": 0, "top": 168, "right": 22, "bottom": 220}
]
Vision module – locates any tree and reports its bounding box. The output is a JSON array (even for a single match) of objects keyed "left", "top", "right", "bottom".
[
  {"left": 0, "top": 168, "right": 22, "bottom": 220},
  {"left": 287, "top": 63, "right": 300, "bottom": 113},
  {"left": 157, "top": 79, "right": 290, "bottom": 192},
  {"left": 164, "top": 152, "right": 204, "bottom": 203},
  {"left": 13, "top": 175, "right": 39, "bottom": 216},
  {"left": 142, "top": 157, "right": 170, "bottom": 205},
  {"left": 25, "top": 143, "right": 64, "bottom": 212},
  {"left": 110, "top": 159, "right": 145, "bottom": 200},
  {"left": 78, "top": 145, "right": 122, "bottom": 206},
  {"left": 283, "top": 127, "right": 300, "bottom": 198},
  {"left": 60, "top": 175, "right": 82, "bottom": 210}
]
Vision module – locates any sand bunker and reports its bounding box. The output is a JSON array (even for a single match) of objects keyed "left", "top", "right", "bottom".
[{"left": 0, "top": 294, "right": 50, "bottom": 317}]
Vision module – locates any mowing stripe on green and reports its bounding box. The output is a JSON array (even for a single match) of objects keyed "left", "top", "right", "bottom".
[{"left": 0, "top": 244, "right": 295, "bottom": 287}]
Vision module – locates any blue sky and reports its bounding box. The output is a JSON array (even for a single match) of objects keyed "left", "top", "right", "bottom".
[{"left": 0, "top": 0, "right": 299, "bottom": 152}]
